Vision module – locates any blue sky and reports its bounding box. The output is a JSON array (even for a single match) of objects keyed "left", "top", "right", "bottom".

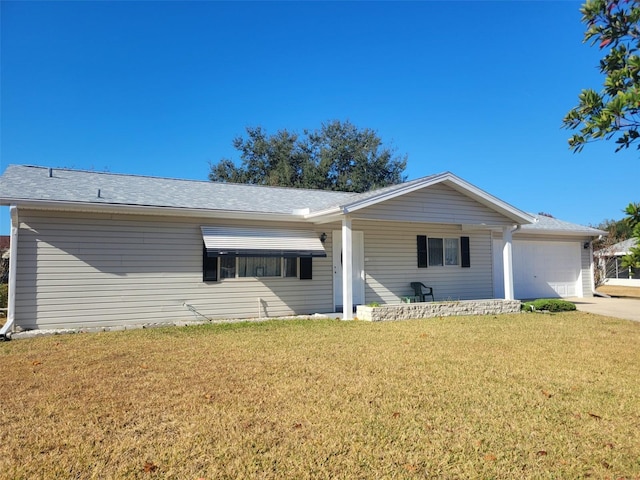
[{"left": 1, "top": 0, "right": 639, "bottom": 234}]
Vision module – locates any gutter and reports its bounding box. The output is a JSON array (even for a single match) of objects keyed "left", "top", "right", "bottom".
[
  {"left": 516, "top": 228, "right": 608, "bottom": 237},
  {"left": 0, "top": 206, "right": 18, "bottom": 340},
  {"left": 0, "top": 198, "right": 309, "bottom": 223}
]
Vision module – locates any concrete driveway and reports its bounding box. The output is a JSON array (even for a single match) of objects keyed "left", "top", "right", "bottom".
[{"left": 568, "top": 296, "right": 640, "bottom": 322}]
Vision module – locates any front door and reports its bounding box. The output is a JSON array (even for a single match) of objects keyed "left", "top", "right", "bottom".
[{"left": 333, "top": 230, "right": 365, "bottom": 311}]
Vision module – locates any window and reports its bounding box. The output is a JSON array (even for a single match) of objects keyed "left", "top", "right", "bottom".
[
  {"left": 220, "top": 256, "right": 236, "bottom": 279},
  {"left": 201, "top": 225, "right": 323, "bottom": 281},
  {"left": 208, "top": 256, "right": 306, "bottom": 280},
  {"left": 238, "top": 257, "right": 281, "bottom": 277},
  {"left": 427, "top": 237, "right": 458, "bottom": 266},
  {"left": 444, "top": 238, "right": 459, "bottom": 265},
  {"left": 284, "top": 257, "right": 298, "bottom": 278},
  {"left": 417, "top": 235, "right": 470, "bottom": 268}
]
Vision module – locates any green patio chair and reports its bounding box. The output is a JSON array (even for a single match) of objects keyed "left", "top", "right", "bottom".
[{"left": 410, "top": 282, "right": 434, "bottom": 302}]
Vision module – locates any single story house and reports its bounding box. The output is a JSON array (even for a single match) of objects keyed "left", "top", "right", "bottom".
[
  {"left": 595, "top": 238, "right": 640, "bottom": 286},
  {"left": 0, "top": 165, "right": 605, "bottom": 332}
]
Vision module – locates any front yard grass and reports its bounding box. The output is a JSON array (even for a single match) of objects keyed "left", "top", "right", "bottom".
[{"left": 1, "top": 312, "right": 639, "bottom": 479}]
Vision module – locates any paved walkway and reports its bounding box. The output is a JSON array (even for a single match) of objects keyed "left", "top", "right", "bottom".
[{"left": 568, "top": 296, "right": 640, "bottom": 322}]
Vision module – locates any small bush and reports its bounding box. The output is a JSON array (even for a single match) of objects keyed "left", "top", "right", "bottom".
[
  {"left": 0, "top": 283, "right": 7, "bottom": 315},
  {"left": 522, "top": 298, "right": 576, "bottom": 312}
]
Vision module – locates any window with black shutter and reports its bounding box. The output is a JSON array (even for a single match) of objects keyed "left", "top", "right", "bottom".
[
  {"left": 417, "top": 235, "right": 470, "bottom": 268},
  {"left": 417, "top": 235, "right": 428, "bottom": 268},
  {"left": 461, "top": 236, "right": 471, "bottom": 268},
  {"left": 300, "top": 257, "right": 313, "bottom": 280},
  {"left": 203, "top": 245, "right": 218, "bottom": 281}
]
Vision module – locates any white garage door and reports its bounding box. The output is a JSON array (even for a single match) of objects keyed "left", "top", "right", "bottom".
[
  {"left": 493, "top": 240, "right": 584, "bottom": 299},
  {"left": 512, "top": 241, "right": 582, "bottom": 299}
]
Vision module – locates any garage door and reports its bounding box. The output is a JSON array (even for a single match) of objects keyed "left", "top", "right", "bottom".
[{"left": 512, "top": 241, "right": 582, "bottom": 299}]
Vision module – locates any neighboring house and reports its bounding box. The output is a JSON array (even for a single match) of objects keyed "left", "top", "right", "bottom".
[
  {"left": 0, "top": 165, "right": 605, "bottom": 331},
  {"left": 595, "top": 238, "right": 640, "bottom": 286}
]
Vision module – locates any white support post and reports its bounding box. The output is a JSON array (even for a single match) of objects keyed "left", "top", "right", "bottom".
[
  {"left": 502, "top": 226, "right": 514, "bottom": 301},
  {"left": 342, "top": 217, "right": 353, "bottom": 320},
  {"left": 1, "top": 206, "right": 19, "bottom": 337}
]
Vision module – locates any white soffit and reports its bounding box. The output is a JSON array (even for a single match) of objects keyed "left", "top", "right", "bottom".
[{"left": 201, "top": 226, "right": 327, "bottom": 257}]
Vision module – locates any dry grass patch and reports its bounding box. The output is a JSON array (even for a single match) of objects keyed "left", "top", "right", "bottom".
[
  {"left": 1, "top": 313, "right": 639, "bottom": 479},
  {"left": 597, "top": 285, "right": 640, "bottom": 298}
]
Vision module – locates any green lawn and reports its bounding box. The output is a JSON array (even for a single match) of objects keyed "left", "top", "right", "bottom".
[{"left": 1, "top": 312, "right": 639, "bottom": 479}]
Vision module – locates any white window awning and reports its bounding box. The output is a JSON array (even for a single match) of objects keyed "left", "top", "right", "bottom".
[{"left": 201, "top": 226, "right": 327, "bottom": 257}]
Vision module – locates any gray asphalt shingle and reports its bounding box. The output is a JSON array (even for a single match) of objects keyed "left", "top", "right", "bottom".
[
  {"left": 0, "top": 164, "right": 604, "bottom": 235},
  {"left": 0, "top": 164, "right": 355, "bottom": 214},
  {"left": 521, "top": 213, "right": 606, "bottom": 235}
]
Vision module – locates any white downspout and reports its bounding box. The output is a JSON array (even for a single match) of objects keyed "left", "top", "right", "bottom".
[{"left": 1, "top": 206, "right": 19, "bottom": 340}]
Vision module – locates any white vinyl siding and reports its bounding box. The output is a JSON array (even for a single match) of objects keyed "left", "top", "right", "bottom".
[
  {"left": 580, "top": 240, "right": 595, "bottom": 296},
  {"left": 354, "top": 183, "right": 517, "bottom": 226},
  {"left": 14, "top": 210, "right": 334, "bottom": 330},
  {"left": 353, "top": 220, "right": 493, "bottom": 303}
]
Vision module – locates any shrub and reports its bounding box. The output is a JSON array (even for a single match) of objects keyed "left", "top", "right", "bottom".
[
  {"left": 522, "top": 298, "right": 576, "bottom": 312},
  {"left": 0, "top": 283, "right": 7, "bottom": 315}
]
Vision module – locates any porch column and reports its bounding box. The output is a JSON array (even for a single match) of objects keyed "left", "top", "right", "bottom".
[
  {"left": 0, "top": 206, "right": 18, "bottom": 338},
  {"left": 502, "top": 226, "right": 515, "bottom": 300},
  {"left": 342, "top": 217, "right": 353, "bottom": 320}
]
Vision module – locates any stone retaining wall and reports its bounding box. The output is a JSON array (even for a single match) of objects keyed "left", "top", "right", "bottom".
[{"left": 356, "top": 299, "right": 522, "bottom": 322}]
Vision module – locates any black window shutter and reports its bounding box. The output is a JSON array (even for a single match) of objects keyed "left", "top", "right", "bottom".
[
  {"left": 300, "top": 257, "right": 313, "bottom": 280},
  {"left": 203, "top": 246, "right": 218, "bottom": 281},
  {"left": 461, "top": 236, "right": 471, "bottom": 268},
  {"left": 417, "top": 235, "right": 428, "bottom": 268}
]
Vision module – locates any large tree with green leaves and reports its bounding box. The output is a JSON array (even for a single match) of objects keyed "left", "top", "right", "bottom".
[
  {"left": 209, "top": 120, "right": 407, "bottom": 192},
  {"left": 563, "top": 0, "right": 640, "bottom": 152},
  {"left": 592, "top": 215, "right": 633, "bottom": 249},
  {"left": 563, "top": 2, "right": 640, "bottom": 272},
  {"left": 621, "top": 202, "right": 640, "bottom": 269}
]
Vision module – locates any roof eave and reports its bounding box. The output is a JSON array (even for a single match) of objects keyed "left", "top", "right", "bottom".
[
  {"left": 2, "top": 198, "right": 309, "bottom": 223},
  {"left": 516, "top": 228, "right": 607, "bottom": 237},
  {"left": 304, "top": 206, "right": 345, "bottom": 223}
]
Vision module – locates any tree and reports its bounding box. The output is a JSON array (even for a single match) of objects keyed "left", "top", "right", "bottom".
[
  {"left": 592, "top": 215, "right": 633, "bottom": 250},
  {"left": 209, "top": 120, "right": 407, "bottom": 192},
  {"left": 563, "top": 0, "right": 640, "bottom": 152},
  {"left": 621, "top": 202, "right": 640, "bottom": 269},
  {"left": 592, "top": 205, "right": 638, "bottom": 285}
]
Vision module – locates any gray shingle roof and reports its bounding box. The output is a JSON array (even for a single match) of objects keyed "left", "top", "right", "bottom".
[
  {"left": 521, "top": 213, "right": 607, "bottom": 236},
  {"left": 595, "top": 238, "right": 637, "bottom": 256},
  {"left": 0, "top": 164, "right": 605, "bottom": 236},
  {"left": 0, "top": 164, "right": 355, "bottom": 214}
]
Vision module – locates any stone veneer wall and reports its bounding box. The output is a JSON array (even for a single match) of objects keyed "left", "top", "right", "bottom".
[{"left": 356, "top": 300, "right": 522, "bottom": 322}]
